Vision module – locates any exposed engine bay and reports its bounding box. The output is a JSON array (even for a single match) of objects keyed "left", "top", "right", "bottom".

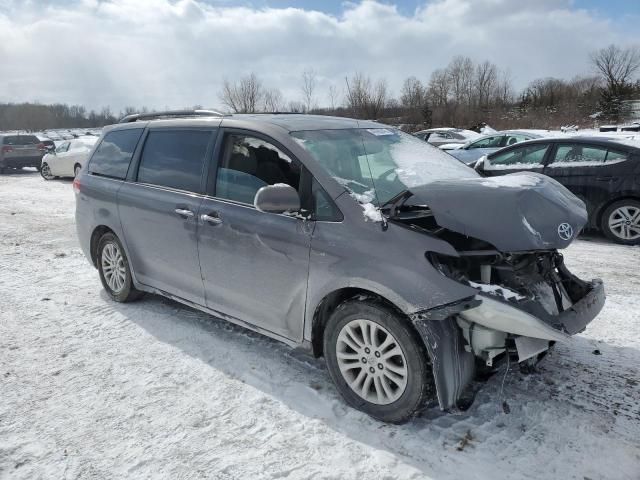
[{"left": 387, "top": 191, "right": 605, "bottom": 409}]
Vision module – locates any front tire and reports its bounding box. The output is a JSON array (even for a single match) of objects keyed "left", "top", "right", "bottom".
[
  {"left": 601, "top": 199, "right": 640, "bottom": 245},
  {"left": 323, "top": 298, "right": 434, "bottom": 423},
  {"left": 97, "top": 232, "right": 142, "bottom": 302},
  {"left": 40, "top": 163, "right": 55, "bottom": 180}
]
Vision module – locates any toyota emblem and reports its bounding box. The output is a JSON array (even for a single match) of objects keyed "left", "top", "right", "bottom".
[{"left": 558, "top": 223, "right": 573, "bottom": 240}]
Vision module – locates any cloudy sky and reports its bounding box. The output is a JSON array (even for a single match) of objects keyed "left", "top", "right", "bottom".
[{"left": 0, "top": 0, "right": 638, "bottom": 113}]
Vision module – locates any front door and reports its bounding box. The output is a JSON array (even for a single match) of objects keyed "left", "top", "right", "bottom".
[
  {"left": 197, "top": 132, "right": 313, "bottom": 341},
  {"left": 118, "top": 128, "right": 216, "bottom": 305}
]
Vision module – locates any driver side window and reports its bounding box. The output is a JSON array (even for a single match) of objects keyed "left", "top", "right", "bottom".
[
  {"left": 468, "top": 136, "right": 503, "bottom": 149},
  {"left": 487, "top": 144, "right": 549, "bottom": 169},
  {"left": 215, "top": 134, "right": 301, "bottom": 205}
]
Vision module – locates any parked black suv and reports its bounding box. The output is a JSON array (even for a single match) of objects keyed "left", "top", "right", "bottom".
[{"left": 476, "top": 137, "right": 640, "bottom": 244}]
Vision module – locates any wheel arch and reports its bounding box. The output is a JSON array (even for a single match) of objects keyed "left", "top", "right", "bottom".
[
  {"left": 310, "top": 287, "right": 411, "bottom": 358},
  {"left": 90, "top": 225, "right": 115, "bottom": 267},
  {"left": 595, "top": 194, "right": 640, "bottom": 229}
]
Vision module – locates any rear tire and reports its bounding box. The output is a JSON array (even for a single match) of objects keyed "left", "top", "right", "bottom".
[
  {"left": 323, "top": 297, "right": 434, "bottom": 423},
  {"left": 97, "top": 232, "right": 143, "bottom": 302},
  {"left": 601, "top": 199, "right": 640, "bottom": 245}
]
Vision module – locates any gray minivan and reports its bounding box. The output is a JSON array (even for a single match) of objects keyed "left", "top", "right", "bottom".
[{"left": 75, "top": 111, "right": 605, "bottom": 423}]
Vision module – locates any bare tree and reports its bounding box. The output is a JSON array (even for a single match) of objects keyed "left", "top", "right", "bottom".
[
  {"left": 400, "top": 76, "right": 427, "bottom": 124},
  {"left": 301, "top": 68, "right": 318, "bottom": 112},
  {"left": 495, "top": 69, "right": 514, "bottom": 106},
  {"left": 427, "top": 69, "right": 450, "bottom": 107},
  {"left": 219, "top": 73, "right": 264, "bottom": 113},
  {"left": 345, "top": 73, "right": 388, "bottom": 119},
  {"left": 474, "top": 60, "right": 498, "bottom": 108},
  {"left": 263, "top": 88, "right": 285, "bottom": 112},
  {"left": 448, "top": 56, "right": 474, "bottom": 105},
  {"left": 590, "top": 44, "right": 640, "bottom": 95},
  {"left": 328, "top": 84, "right": 340, "bottom": 110},
  {"left": 287, "top": 100, "right": 306, "bottom": 113}
]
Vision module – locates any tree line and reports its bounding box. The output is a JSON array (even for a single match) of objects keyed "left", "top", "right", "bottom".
[
  {"left": 218, "top": 44, "right": 640, "bottom": 131},
  {"left": 2, "top": 44, "right": 638, "bottom": 132}
]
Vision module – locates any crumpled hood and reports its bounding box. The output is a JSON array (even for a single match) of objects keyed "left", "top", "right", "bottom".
[{"left": 405, "top": 172, "right": 588, "bottom": 251}]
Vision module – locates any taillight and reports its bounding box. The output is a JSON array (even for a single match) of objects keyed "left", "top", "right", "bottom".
[
  {"left": 37, "top": 143, "right": 46, "bottom": 151},
  {"left": 2, "top": 145, "right": 13, "bottom": 153},
  {"left": 73, "top": 177, "right": 81, "bottom": 194}
]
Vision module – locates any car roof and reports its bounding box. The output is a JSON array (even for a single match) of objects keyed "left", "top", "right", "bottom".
[{"left": 113, "top": 112, "right": 384, "bottom": 133}]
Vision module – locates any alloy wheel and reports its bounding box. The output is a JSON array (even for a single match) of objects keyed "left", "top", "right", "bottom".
[
  {"left": 608, "top": 205, "right": 640, "bottom": 241},
  {"left": 336, "top": 319, "right": 408, "bottom": 405},
  {"left": 40, "top": 163, "right": 54, "bottom": 180},
  {"left": 101, "top": 242, "right": 126, "bottom": 293}
]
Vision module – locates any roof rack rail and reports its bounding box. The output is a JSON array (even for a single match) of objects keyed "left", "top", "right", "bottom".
[{"left": 118, "top": 109, "right": 227, "bottom": 123}]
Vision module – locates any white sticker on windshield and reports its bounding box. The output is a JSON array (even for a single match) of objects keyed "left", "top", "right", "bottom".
[{"left": 367, "top": 128, "right": 395, "bottom": 136}]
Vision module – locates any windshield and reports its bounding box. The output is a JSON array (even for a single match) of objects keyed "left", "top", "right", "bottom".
[{"left": 291, "top": 127, "right": 478, "bottom": 205}]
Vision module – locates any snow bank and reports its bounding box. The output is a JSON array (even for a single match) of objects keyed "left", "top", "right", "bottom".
[{"left": 1, "top": 175, "right": 639, "bottom": 480}]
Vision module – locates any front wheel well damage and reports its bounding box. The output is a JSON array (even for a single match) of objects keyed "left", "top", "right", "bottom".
[
  {"left": 90, "top": 225, "right": 115, "bottom": 267},
  {"left": 310, "top": 288, "right": 411, "bottom": 358}
]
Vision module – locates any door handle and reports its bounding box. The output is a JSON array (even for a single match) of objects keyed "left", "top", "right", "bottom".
[
  {"left": 174, "top": 208, "right": 194, "bottom": 218},
  {"left": 201, "top": 213, "right": 223, "bottom": 225},
  {"left": 596, "top": 176, "right": 613, "bottom": 181}
]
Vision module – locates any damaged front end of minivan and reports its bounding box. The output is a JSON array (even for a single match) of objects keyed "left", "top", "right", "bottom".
[{"left": 389, "top": 173, "right": 606, "bottom": 410}]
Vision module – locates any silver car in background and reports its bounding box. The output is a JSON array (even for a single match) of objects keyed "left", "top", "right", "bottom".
[
  {"left": 447, "top": 131, "right": 542, "bottom": 165},
  {"left": 413, "top": 127, "right": 481, "bottom": 148}
]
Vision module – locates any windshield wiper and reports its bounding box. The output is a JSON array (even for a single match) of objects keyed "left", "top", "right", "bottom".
[{"left": 380, "top": 189, "right": 413, "bottom": 217}]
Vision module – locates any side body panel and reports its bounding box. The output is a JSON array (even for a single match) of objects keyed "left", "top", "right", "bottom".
[
  {"left": 197, "top": 197, "right": 313, "bottom": 341},
  {"left": 75, "top": 174, "right": 126, "bottom": 264},
  {"left": 118, "top": 183, "right": 205, "bottom": 304},
  {"left": 304, "top": 192, "right": 478, "bottom": 342}
]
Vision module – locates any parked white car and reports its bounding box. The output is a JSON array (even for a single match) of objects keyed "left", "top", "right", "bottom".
[{"left": 40, "top": 137, "right": 97, "bottom": 179}]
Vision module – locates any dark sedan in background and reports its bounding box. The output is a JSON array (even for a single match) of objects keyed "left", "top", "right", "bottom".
[{"left": 475, "top": 137, "right": 640, "bottom": 245}]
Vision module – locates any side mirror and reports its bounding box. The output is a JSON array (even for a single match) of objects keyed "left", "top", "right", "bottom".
[
  {"left": 474, "top": 157, "right": 486, "bottom": 171},
  {"left": 254, "top": 184, "right": 301, "bottom": 214}
]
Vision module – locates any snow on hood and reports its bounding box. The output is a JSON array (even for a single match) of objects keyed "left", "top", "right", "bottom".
[
  {"left": 438, "top": 143, "right": 464, "bottom": 150},
  {"left": 404, "top": 172, "right": 588, "bottom": 251},
  {"left": 477, "top": 175, "right": 542, "bottom": 189}
]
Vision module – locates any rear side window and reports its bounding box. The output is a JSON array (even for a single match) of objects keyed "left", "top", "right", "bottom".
[
  {"left": 89, "top": 129, "right": 143, "bottom": 179},
  {"left": 137, "top": 130, "right": 211, "bottom": 192},
  {"left": 604, "top": 150, "right": 628, "bottom": 163},
  {"left": 3, "top": 135, "right": 39, "bottom": 145},
  {"left": 551, "top": 145, "right": 607, "bottom": 165}
]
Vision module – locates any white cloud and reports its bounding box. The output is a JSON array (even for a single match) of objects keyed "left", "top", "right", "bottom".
[{"left": 0, "top": 0, "right": 636, "bottom": 113}]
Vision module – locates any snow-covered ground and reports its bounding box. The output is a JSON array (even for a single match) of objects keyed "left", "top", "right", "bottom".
[{"left": 1, "top": 172, "right": 639, "bottom": 480}]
